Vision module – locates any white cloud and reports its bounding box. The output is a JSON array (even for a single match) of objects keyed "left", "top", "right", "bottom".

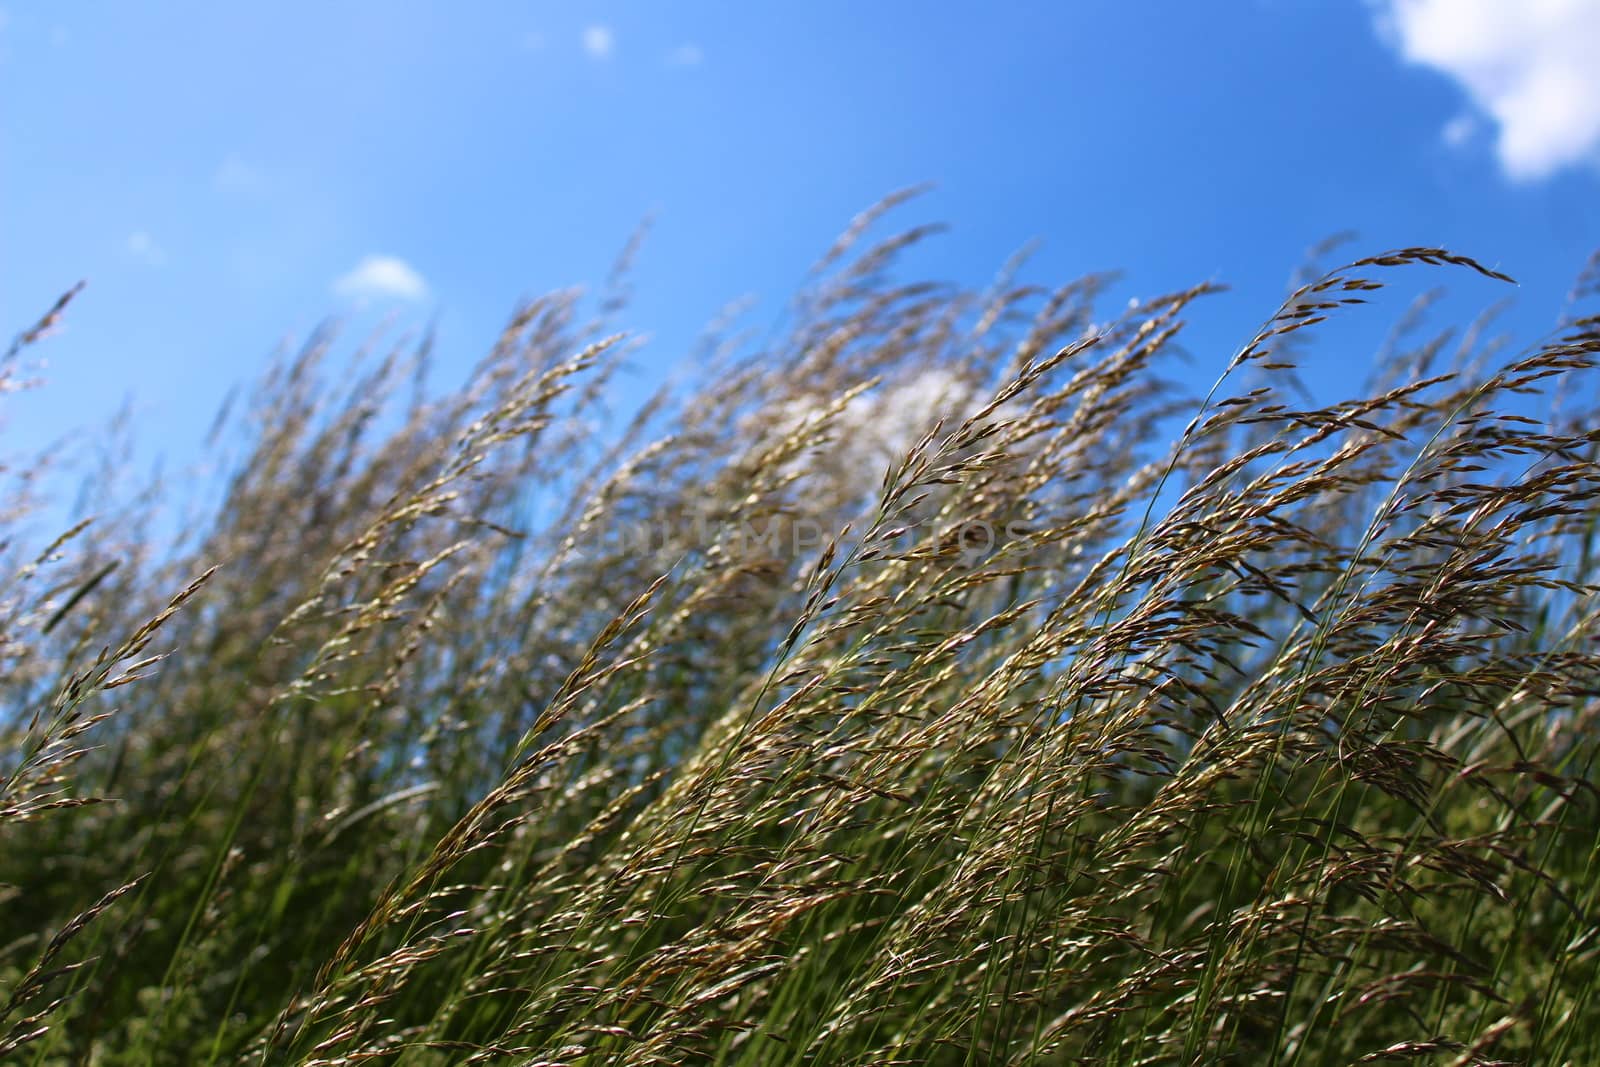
[
  {"left": 1441, "top": 112, "right": 1477, "bottom": 147},
  {"left": 1372, "top": 0, "right": 1600, "bottom": 180},
  {"left": 214, "top": 153, "right": 267, "bottom": 195},
  {"left": 521, "top": 30, "right": 545, "bottom": 51},
  {"left": 770, "top": 368, "right": 1025, "bottom": 497},
  {"left": 127, "top": 231, "right": 165, "bottom": 266},
  {"left": 581, "top": 25, "right": 613, "bottom": 60},
  {"left": 333, "top": 255, "right": 428, "bottom": 303},
  {"left": 667, "top": 43, "right": 703, "bottom": 67}
]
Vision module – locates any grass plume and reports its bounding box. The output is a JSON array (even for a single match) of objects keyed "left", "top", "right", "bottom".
[{"left": 3, "top": 198, "right": 1600, "bottom": 1064}]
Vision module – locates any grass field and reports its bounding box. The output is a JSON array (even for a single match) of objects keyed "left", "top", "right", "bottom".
[{"left": 3, "top": 201, "right": 1599, "bottom": 1064}]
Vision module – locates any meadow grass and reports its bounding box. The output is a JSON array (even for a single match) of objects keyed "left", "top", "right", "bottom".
[{"left": 3, "top": 199, "right": 1599, "bottom": 1064}]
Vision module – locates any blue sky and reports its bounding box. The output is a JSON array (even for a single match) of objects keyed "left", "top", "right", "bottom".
[{"left": 4, "top": 1, "right": 1599, "bottom": 510}]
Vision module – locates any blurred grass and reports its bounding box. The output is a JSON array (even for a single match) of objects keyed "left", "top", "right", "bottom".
[{"left": 2, "top": 198, "right": 1599, "bottom": 1065}]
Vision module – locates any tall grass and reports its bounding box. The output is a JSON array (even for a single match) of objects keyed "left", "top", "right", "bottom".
[{"left": 3, "top": 199, "right": 1599, "bottom": 1065}]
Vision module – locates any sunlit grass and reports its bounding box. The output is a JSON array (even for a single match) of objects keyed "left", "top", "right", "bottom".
[{"left": 3, "top": 198, "right": 1598, "bottom": 1065}]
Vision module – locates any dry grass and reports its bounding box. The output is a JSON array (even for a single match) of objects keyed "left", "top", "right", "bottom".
[{"left": 3, "top": 197, "right": 1599, "bottom": 1065}]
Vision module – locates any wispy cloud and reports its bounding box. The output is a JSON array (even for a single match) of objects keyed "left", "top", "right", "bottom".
[
  {"left": 1372, "top": 0, "right": 1600, "bottom": 180},
  {"left": 333, "top": 255, "right": 428, "bottom": 303},
  {"left": 1441, "top": 112, "right": 1477, "bottom": 148},
  {"left": 521, "top": 30, "right": 545, "bottom": 52},
  {"left": 214, "top": 153, "right": 267, "bottom": 195},
  {"left": 127, "top": 231, "right": 166, "bottom": 266},
  {"left": 666, "top": 43, "right": 704, "bottom": 67},
  {"left": 581, "top": 25, "right": 613, "bottom": 60}
]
